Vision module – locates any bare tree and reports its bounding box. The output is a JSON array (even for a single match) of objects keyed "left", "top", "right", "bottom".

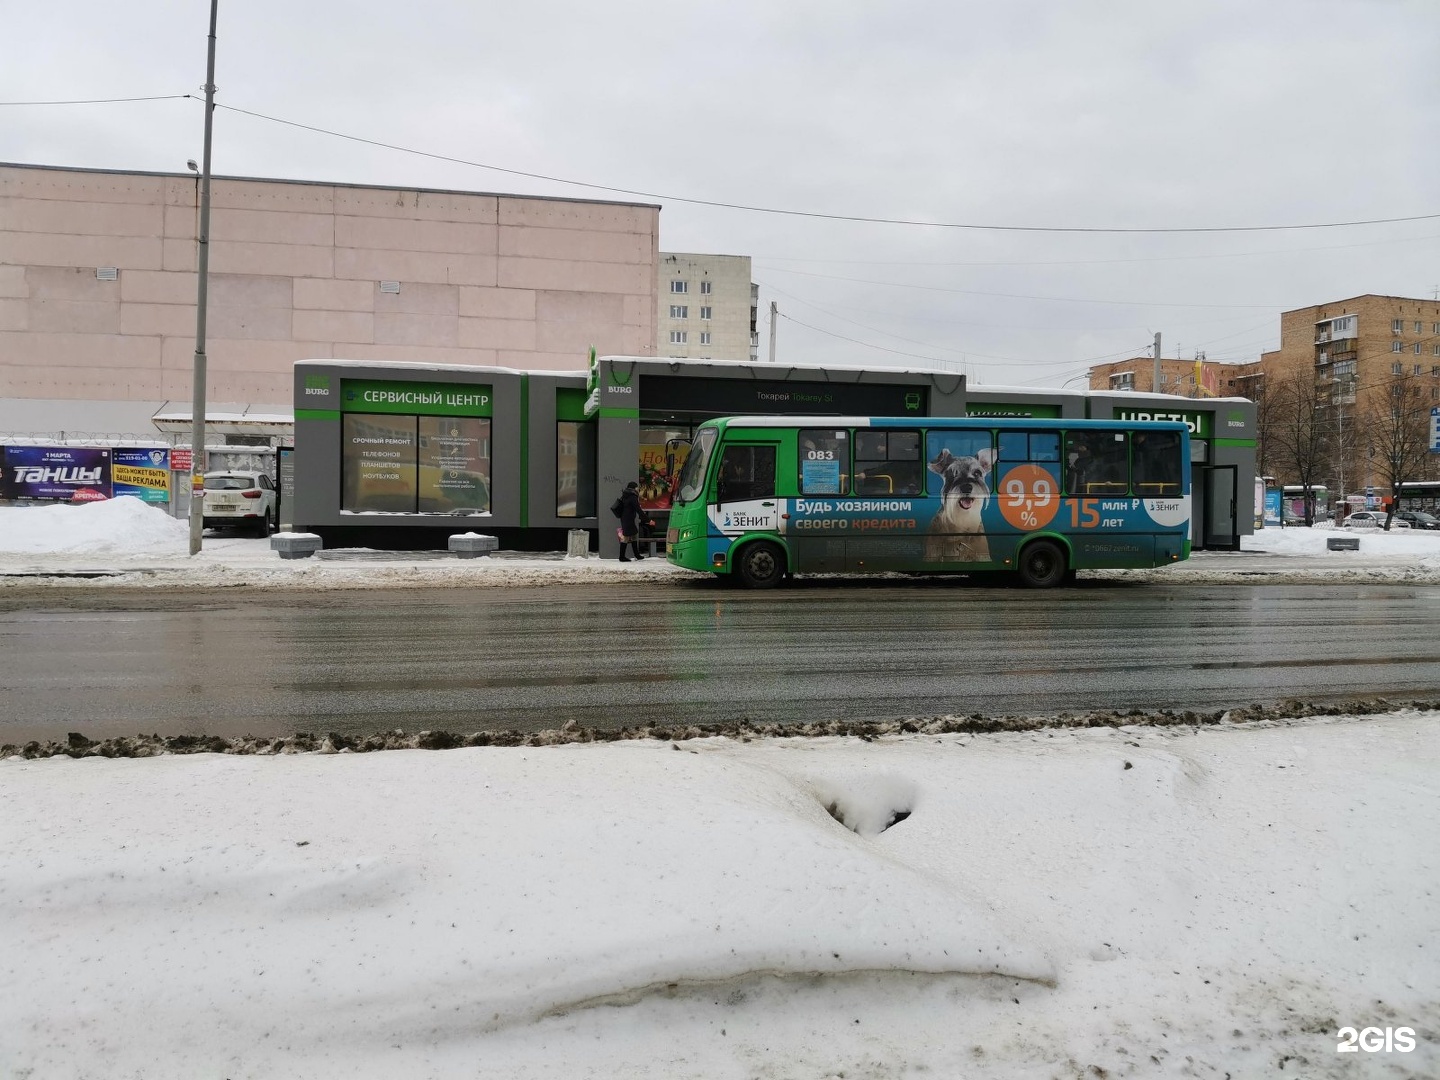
[
  {"left": 1359, "top": 370, "right": 1432, "bottom": 529},
  {"left": 1263, "top": 367, "right": 1332, "bottom": 524}
]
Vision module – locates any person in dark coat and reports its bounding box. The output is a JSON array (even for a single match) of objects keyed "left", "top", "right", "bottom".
[{"left": 618, "top": 481, "right": 652, "bottom": 561}]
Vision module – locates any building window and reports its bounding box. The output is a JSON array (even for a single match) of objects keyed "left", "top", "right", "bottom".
[
  {"left": 1417, "top": 364, "right": 1425, "bottom": 375},
  {"left": 700, "top": 306, "right": 712, "bottom": 320},
  {"left": 700, "top": 332, "right": 711, "bottom": 345},
  {"left": 670, "top": 330, "right": 687, "bottom": 345},
  {"left": 1433, "top": 323, "right": 1440, "bottom": 335},
  {"left": 700, "top": 281, "right": 713, "bottom": 295},
  {"left": 1392, "top": 341, "right": 1403, "bottom": 353},
  {"left": 670, "top": 280, "right": 688, "bottom": 294},
  {"left": 669, "top": 305, "right": 688, "bottom": 319},
  {"left": 1393, "top": 318, "right": 1404, "bottom": 334},
  {"left": 1393, "top": 361, "right": 1404, "bottom": 374},
  {"left": 1417, "top": 322, "right": 1424, "bottom": 333},
  {"left": 1416, "top": 343, "right": 1424, "bottom": 355}
]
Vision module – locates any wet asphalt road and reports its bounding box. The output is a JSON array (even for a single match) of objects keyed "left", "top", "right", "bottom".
[{"left": 3, "top": 578, "right": 1440, "bottom": 743}]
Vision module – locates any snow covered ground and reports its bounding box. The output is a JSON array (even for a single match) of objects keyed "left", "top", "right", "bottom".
[
  {"left": 2, "top": 495, "right": 1440, "bottom": 588},
  {"left": 2, "top": 499, "right": 1438, "bottom": 1077}
]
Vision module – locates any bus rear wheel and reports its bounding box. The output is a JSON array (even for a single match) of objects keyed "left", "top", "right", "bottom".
[
  {"left": 1016, "top": 539, "right": 1067, "bottom": 589},
  {"left": 736, "top": 541, "right": 786, "bottom": 589}
]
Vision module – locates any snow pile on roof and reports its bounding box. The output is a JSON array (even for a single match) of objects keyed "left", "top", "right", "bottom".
[{"left": 0, "top": 495, "right": 189, "bottom": 554}]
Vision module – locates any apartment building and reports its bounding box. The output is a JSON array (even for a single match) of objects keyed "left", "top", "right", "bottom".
[
  {"left": 1257, "top": 294, "right": 1440, "bottom": 494},
  {"left": 656, "top": 253, "right": 757, "bottom": 361},
  {"left": 0, "top": 162, "right": 660, "bottom": 439},
  {"left": 1259, "top": 294, "right": 1440, "bottom": 403},
  {"left": 1087, "top": 356, "right": 1261, "bottom": 397}
]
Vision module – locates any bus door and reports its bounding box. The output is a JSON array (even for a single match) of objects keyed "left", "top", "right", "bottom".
[
  {"left": 715, "top": 443, "right": 779, "bottom": 538},
  {"left": 1196, "top": 464, "right": 1239, "bottom": 550}
]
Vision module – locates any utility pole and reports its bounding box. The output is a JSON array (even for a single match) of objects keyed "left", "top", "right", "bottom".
[
  {"left": 187, "top": 0, "right": 218, "bottom": 556},
  {"left": 1152, "top": 332, "right": 1161, "bottom": 393},
  {"left": 768, "top": 301, "right": 777, "bottom": 363}
]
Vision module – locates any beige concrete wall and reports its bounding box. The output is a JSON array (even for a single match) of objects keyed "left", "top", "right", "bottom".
[{"left": 0, "top": 164, "right": 659, "bottom": 426}]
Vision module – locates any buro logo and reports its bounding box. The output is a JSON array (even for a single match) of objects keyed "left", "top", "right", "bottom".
[
  {"left": 1337, "top": 1027, "right": 1417, "bottom": 1053},
  {"left": 304, "top": 375, "right": 331, "bottom": 397},
  {"left": 608, "top": 385, "right": 633, "bottom": 394}
]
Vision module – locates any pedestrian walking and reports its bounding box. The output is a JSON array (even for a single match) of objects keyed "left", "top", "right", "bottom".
[{"left": 616, "top": 481, "right": 652, "bottom": 561}]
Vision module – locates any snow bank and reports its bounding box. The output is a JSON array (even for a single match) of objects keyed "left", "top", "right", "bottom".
[
  {"left": 3, "top": 715, "right": 1436, "bottom": 1079},
  {"left": 0, "top": 495, "right": 188, "bottom": 554}
]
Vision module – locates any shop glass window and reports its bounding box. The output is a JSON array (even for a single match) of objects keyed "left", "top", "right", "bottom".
[
  {"left": 797, "top": 429, "right": 849, "bottom": 495},
  {"left": 341, "top": 413, "right": 418, "bottom": 513},
  {"left": 1066, "top": 430, "right": 1129, "bottom": 495},
  {"left": 417, "top": 416, "right": 491, "bottom": 514},
  {"left": 854, "top": 429, "right": 921, "bottom": 495},
  {"left": 556, "top": 419, "right": 596, "bottom": 518},
  {"left": 1131, "top": 430, "right": 1183, "bottom": 495}
]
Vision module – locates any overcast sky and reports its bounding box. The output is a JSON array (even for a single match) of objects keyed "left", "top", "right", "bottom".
[{"left": 4, "top": 0, "right": 1438, "bottom": 388}]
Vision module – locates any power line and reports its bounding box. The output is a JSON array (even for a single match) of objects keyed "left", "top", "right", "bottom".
[
  {"left": 205, "top": 99, "right": 1440, "bottom": 237},
  {"left": 758, "top": 265, "right": 1277, "bottom": 309},
  {"left": 8, "top": 92, "right": 1440, "bottom": 234},
  {"left": 0, "top": 94, "right": 191, "bottom": 106}
]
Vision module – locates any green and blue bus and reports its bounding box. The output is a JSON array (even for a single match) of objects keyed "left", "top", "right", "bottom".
[{"left": 665, "top": 415, "right": 1191, "bottom": 588}]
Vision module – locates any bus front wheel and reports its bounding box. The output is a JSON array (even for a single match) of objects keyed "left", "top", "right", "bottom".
[
  {"left": 736, "top": 541, "right": 786, "bottom": 589},
  {"left": 1016, "top": 540, "right": 1067, "bottom": 589}
]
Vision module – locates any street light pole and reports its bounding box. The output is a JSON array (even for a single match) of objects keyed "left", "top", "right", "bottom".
[{"left": 187, "top": 0, "right": 218, "bottom": 556}]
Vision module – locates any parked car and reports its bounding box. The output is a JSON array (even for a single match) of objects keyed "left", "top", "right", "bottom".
[
  {"left": 1341, "top": 510, "right": 1410, "bottom": 529},
  {"left": 1395, "top": 510, "right": 1440, "bottom": 530},
  {"left": 200, "top": 471, "right": 277, "bottom": 536}
]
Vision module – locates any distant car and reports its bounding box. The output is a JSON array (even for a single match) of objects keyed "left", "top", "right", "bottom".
[
  {"left": 1341, "top": 510, "right": 1410, "bottom": 529},
  {"left": 200, "top": 470, "right": 277, "bottom": 536},
  {"left": 1395, "top": 510, "right": 1440, "bottom": 530}
]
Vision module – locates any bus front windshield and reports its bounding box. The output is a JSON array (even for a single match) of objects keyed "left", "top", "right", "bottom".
[{"left": 674, "top": 427, "right": 717, "bottom": 506}]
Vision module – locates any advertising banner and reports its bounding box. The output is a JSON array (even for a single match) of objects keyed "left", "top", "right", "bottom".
[
  {"left": 113, "top": 448, "right": 171, "bottom": 504},
  {"left": 637, "top": 439, "right": 691, "bottom": 511},
  {"left": 3, "top": 446, "right": 112, "bottom": 502}
]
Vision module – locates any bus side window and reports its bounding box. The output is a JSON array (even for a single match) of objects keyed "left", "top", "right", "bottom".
[
  {"left": 856, "top": 429, "right": 921, "bottom": 495},
  {"left": 1068, "top": 431, "right": 1128, "bottom": 494},
  {"left": 1133, "top": 431, "right": 1183, "bottom": 495},
  {"left": 719, "top": 445, "right": 777, "bottom": 503}
]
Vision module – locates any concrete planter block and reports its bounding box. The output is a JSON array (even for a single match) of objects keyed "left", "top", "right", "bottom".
[
  {"left": 566, "top": 529, "right": 589, "bottom": 558},
  {"left": 448, "top": 532, "right": 499, "bottom": 558},
  {"left": 1327, "top": 535, "right": 1360, "bottom": 551},
  {"left": 271, "top": 533, "right": 323, "bottom": 560}
]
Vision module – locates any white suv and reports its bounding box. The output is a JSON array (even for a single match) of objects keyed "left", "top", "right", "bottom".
[{"left": 201, "top": 471, "right": 278, "bottom": 535}]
